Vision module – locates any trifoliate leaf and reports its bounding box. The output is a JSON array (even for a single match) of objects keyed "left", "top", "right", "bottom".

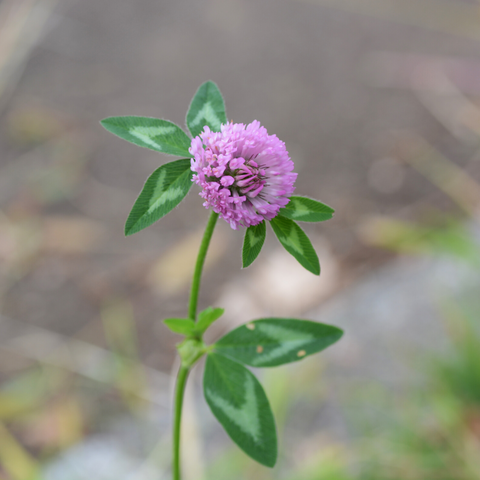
[
  {"left": 279, "top": 196, "right": 334, "bottom": 222},
  {"left": 186, "top": 81, "right": 227, "bottom": 138},
  {"left": 270, "top": 215, "right": 320, "bottom": 275},
  {"left": 100, "top": 116, "right": 191, "bottom": 157},
  {"left": 214, "top": 318, "right": 343, "bottom": 367},
  {"left": 204, "top": 353, "right": 277, "bottom": 467},
  {"left": 125, "top": 158, "right": 193, "bottom": 236},
  {"left": 242, "top": 221, "right": 266, "bottom": 268}
]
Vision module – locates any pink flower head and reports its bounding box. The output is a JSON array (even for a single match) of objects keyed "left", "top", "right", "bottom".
[{"left": 189, "top": 121, "right": 297, "bottom": 229}]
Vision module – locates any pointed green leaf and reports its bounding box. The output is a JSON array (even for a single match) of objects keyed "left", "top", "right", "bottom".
[
  {"left": 214, "top": 318, "right": 343, "bottom": 367},
  {"left": 100, "top": 116, "right": 192, "bottom": 157},
  {"left": 279, "top": 196, "right": 334, "bottom": 222},
  {"left": 186, "top": 81, "right": 227, "bottom": 138},
  {"left": 204, "top": 353, "right": 277, "bottom": 467},
  {"left": 125, "top": 159, "right": 193, "bottom": 236},
  {"left": 270, "top": 215, "right": 320, "bottom": 275},
  {"left": 196, "top": 307, "right": 225, "bottom": 333},
  {"left": 164, "top": 318, "right": 195, "bottom": 335},
  {"left": 242, "top": 221, "right": 266, "bottom": 268}
]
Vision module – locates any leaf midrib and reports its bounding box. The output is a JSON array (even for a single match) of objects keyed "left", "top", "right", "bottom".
[
  {"left": 209, "top": 354, "right": 251, "bottom": 403},
  {"left": 273, "top": 217, "right": 318, "bottom": 271},
  {"left": 102, "top": 117, "right": 192, "bottom": 153},
  {"left": 216, "top": 334, "right": 340, "bottom": 350}
]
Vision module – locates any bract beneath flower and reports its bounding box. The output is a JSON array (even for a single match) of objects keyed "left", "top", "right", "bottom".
[{"left": 189, "top": 121, "right": 297, "bottom": 229}]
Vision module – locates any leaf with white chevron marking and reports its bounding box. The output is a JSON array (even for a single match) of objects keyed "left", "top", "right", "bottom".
[
  {"left": 279, "top": 196, "right": 334, "bottom": 222},
  {"left": 270, "top": 215, "right": 320, "bottom": 275},
  {"left": 125, "top": 159, "right": 193, "bottom": 235},
  {"left": 186, "top": 81, "right": 227, "bottom": 138},
  {"left": 214, "top": 318, "right": 343, "bottom": 367},
  {"left": 242, "top": 221, "right": 266, "bottom": 268},
  {"left": 101, "top": 116, "right": 192, "bottom": 157},
  {"left": 203, "top": 352, "right": 277, "bottom": 467}
]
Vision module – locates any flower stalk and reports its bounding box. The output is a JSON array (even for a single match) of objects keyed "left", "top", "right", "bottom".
[{"left": 188, "top": 211, "right": 219, "bottom": 320}]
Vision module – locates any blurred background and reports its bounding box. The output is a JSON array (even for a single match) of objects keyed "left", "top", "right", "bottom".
[{"left": 1, "top": 0, "right": 480, "bottom": 478}]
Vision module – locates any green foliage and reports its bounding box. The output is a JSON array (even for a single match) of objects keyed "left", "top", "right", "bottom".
[
  {"left": 164, "top": 318, "right": 196, "bottom": 335},
  {"left": 124, "top": 159, "right": 193, "bottom": 235},
  {"left": 203, "top": 353, "right": 277, "bottom": 467},
  {"left": 100, "top": 116, "right": 192, "bottom": 157},
  {"left": 186, "top": 81, "right": 227, "bottom": 138},
  {"left": 270, "top": 215, "right": 320, "bottom": 275},
  {"left": 164, "top": 308, "right": 224, "bottom": 337},
  {"left": 203, "top": 319, "right": 342, "bottom": 467},
  {"left": 196, "top": 307, "right": 225, "bottom": 333},
  {"left": 214, "top": 318, "right": 343, "bottom": 367},
  {"left": 435, "top": 299, "right": 480, "bottom": 405},
  {"left": 242, "top": 221, "right": 266, "bottom": 268},
  {"left": 362, "top": 217, "right": 480, "bottom": 265},
  {"left": 279, "top": 196, "right": 334, "bottom": 222}
]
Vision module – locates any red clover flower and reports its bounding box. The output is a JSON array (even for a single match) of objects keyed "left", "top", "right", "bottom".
[{"left": 190, "top": 121, "right": 297, "bottom": 229}]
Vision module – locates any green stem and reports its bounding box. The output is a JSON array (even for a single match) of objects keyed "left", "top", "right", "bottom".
[
  {"left": 188, "top": 211, "right": 219, "bottom": 321},
  {"left": 172, "top": 365, "right": 189, "bottom": 480},
  {"left": 173, "top": 210, "right": 219, "bottom": 480}
]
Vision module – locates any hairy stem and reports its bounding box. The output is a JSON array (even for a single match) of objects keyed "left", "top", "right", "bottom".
[{"left": 173, "top": 210, "right": 219, "bottom": 480}]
